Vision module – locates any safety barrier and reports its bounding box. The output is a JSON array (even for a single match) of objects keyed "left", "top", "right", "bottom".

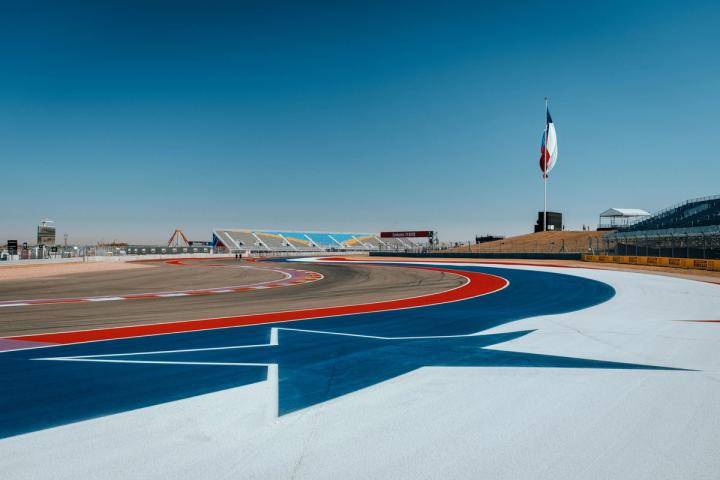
[
  {"left": 0, "top": 253, "right": 231, "bottom": 267},
  {"left": 582, "top": 254, "right": 720, "bottom": 271}
]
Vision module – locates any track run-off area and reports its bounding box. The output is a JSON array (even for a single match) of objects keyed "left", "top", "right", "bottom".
[{"left": 1, "top": 257, "right": 720, "bottom": 479}]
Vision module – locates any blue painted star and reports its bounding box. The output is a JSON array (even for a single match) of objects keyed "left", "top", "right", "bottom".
[{"left": 44, "top": 327, "right": 676, "bottom": 416}]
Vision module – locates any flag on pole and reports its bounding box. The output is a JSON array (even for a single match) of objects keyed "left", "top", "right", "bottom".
[{"left": 539, "top": 109, "right": 558, "bottom": 178}]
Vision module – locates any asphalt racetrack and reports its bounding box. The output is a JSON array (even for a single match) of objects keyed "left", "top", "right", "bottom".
[
  {"left": 1, "top": 257, "right": 720, "bottom": 479},
  {"left": 0, "top": 258, "right": 464, "bottom": 337}
]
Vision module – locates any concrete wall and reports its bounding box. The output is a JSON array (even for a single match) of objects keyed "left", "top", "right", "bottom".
[{"left": 0, "top": 253, "right": 232, "bottom": 267}]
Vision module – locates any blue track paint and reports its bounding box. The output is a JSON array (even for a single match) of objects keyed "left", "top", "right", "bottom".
[{"left": 0, "top": 264, "right": 675, "bottom": 439}]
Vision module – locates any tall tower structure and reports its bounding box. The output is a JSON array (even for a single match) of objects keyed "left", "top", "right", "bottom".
[{"left": 37, "top": 218, "right": 56, "bottom": 246}]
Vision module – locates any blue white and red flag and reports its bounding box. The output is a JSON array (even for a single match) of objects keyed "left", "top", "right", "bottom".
[{"left": 539, "top": 109, "right": 558, "bottom": 178}]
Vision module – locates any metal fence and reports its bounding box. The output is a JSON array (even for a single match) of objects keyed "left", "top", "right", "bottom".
[
  {"left": 602, "top": 226, "right": 720, "bottom": 259},
  {"left": 126, "top": 245, "right": 212, "bottom": 255}
]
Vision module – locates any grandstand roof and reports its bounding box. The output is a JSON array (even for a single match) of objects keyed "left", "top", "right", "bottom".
[{"left": 600, "top": 208, "right": 651, "bottom": 218}]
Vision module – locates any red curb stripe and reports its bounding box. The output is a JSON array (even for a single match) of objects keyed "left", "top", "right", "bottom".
[{"left": 7, "top": 266, "right": 507, "bottom": 346}]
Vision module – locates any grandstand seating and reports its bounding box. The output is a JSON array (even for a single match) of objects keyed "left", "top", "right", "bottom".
[
  {"left": 305, "top": 233, "right": 343, "bottom": 249},
  {"left": 262, "top": 231, "right": 314, "bottom": 251},
  {"left": 254, "top": 232, "right": 289, "bottom": 251},
  {"left": 379, "top": 237, "right": 412, "bottom": 250},
  {"left": 623, "top": 195, "right": 720, "bottom": 232},
  {"left": 359, "top": 236, "right": 384, "bottom": 249},
  {"left": 331, "top": 233, "right": 368, "bottom": 250},
  {"left": 212, "top": 229, "right": 404, "bottom": 253},
  {"left": 342, "top": 235, "right": 370, "bottom": 249},
  {"left": 214, "top": 230, "right": 268, "bottom": 251}
]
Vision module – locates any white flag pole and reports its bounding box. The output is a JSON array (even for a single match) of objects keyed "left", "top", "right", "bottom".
[{"left": 544, "top": 97, "right": 549, "bottom": 232}]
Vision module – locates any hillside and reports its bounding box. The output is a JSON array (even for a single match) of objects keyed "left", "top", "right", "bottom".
[{"left": 447, "top": 231, "right": 607, "bottom": 254}]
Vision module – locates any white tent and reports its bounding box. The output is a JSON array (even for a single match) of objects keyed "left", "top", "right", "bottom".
[{"left": 599, "top": 208, "right": 651, "bottom": 229}]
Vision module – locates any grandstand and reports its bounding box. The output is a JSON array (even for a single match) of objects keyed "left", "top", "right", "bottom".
[
  {"left": 305, "top": 233, "right": 343, "bottom": 249},
  {"left": 358, "top": 236, "right": 385, "bottom": 249},
  {"left": 212, "top": 229, "right": 419, "bottom": 254},
  {"left": 605, "top": 194, "right": 720, "bottom": 259},
  {"left": 215, "top": 230, "right": 268, "bottom": 251},
  {"left": 254, "top": 232, "right": 287, "bottom": 251},
  {"left": 381, "top": 237, "right": 414, "bottom": 250},
  {"left": 621, "top": 195, "right": 720, "bottom": 232}
]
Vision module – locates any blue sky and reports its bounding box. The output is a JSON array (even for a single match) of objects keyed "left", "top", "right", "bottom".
[{"left": 1, "top": 0, "right": 719, "bottom": 244}]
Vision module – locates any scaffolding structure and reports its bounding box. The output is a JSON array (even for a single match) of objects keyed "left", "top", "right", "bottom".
[{"left": 168, "top": 229, "right": 191, "bottom": 247}]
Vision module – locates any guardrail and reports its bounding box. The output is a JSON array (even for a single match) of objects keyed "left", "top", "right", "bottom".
[{"left": 582, "top": 254, "right": 720, "bottom": 271}]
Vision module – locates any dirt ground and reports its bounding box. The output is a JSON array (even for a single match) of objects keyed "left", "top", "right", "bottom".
[{"left": 0, "top": 261, "right": 152, "bottom": 282}]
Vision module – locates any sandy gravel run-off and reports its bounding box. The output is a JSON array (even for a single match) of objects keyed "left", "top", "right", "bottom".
[{"left": 0, "top": 261, "right": 152, "bottom": 282}]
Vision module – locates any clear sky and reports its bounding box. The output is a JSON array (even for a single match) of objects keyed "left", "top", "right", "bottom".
[{"left": 1, "top": 0, "right": 719, "bottom": 244}]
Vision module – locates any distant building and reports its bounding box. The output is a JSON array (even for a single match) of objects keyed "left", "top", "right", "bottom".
[
  {"left": 535, "top": 211, "right": 563, "bottom": 232},
  {"left": 37, "top": 219, "right": 56, "bottom": 246}
]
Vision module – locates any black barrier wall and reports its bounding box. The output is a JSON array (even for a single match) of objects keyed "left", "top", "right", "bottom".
[{"left": 127, "top": 245, "right": 212, "bottom": 255}]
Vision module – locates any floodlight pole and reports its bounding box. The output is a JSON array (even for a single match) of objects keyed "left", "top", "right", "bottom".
[{"left": 544, "top": 173, "right": 547, "bottom": 231}]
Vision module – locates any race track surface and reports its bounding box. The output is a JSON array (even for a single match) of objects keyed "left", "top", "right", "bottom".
[
  {"left": 1, "top": 258, "right": 719, "bottom": 480},
  {"left": 0, "top": 259, "right": 464, "bottom": 337}
]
